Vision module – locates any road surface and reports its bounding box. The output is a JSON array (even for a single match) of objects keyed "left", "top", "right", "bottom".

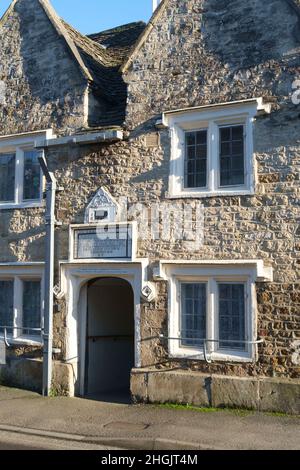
[{"left": 0, "top": 430, "right": 121, "bottom": 450}]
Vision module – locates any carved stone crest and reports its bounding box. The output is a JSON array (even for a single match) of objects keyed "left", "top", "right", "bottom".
[{"left": 84, "top": 187, "right": 119, "bottom": 224}]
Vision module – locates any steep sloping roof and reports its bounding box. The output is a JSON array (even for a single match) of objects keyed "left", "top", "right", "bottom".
[
  {"left": 62, "top": 21, "right": 146, "bottom": 125},
  {"left": 40, "top": 0, "right": 129, "bottom": 125},
  {"left": 88, "top": 22, "right": 146, "bottom": 65},
  {"left": 120, "top": 0, "right": 169, "bottom": 72},
  {"left": 0, "top": 0, "right": 145, "bottom": 127},
  {"left": 120, "top": 0, "right": 300, "bottom": 72},
  {"left": 40, "top": 2, "right": 147, "bottom": 126}
]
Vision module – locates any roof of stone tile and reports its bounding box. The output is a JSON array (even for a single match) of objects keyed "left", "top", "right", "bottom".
[
  {"left": 88, "top": 22, "right": 146, "bottom": 66},
  {"left": 41, "top": 0, "right": 131, "bottom": 125},
  {"left": 0, "top": 1, "right": 146, "bottom": 127},
  {"left": 61, "top": 20, "right": 146, "bottom": 126}
]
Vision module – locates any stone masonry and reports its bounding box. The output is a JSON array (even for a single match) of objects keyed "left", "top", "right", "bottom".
[{"left": 0, "top": 0, "right": 299, "bottom": 410}]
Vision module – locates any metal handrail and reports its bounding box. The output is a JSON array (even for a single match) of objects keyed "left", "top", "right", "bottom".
[
  {"left": 159, "top": 335, "right": 264, "bottom": 345},
  {"left": 0, "top": 326, "right": 43, "bottom": 348},
  {"left": 87, "top": 335, "right": 134, "bottom": 341},
  {"left": 158, "top": 334, "right": 264, "bottom": 364}
]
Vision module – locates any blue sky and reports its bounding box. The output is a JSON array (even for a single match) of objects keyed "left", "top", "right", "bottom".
[{"left": 0, "top": 0, "right": 152, "bottom": 34}]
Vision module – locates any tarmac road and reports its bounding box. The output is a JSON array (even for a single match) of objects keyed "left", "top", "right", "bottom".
[
  {"left": 0, "top": 386, "right": 299, "bottom": 450},
  {"left": 0, "top": 430, "right": 122, "bottom": 450}
]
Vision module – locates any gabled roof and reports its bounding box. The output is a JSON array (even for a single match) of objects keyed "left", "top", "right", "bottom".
[
  {"left": 88, "top": 22, "right": 146, "bottom": 66},
  {"left": 120, "top": 0, "right": 169, "bottom": 72},
  {"left": 37, "top": 0, "right": 94, "bottom": 82},
  {"left": 0, "top": 0, "right": 145, "bottom": 127},
  {"left": 120, "top": 0, "right": 300, "bottom": 73}
]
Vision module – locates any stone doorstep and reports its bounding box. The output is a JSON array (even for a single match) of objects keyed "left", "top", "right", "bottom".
[{"left": 130, "top": 369, "right": 300, "bottom": 415}]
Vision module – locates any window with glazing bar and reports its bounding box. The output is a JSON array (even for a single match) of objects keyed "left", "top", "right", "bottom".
[
  {"left": 179, "top": 280, "right": 248, "bottom": 356},
  {"left": 180, "top": 283, "right": 206, "bottom": 347},
  {"left": 219, "top": 125, "right": 245, "bottom": 187},
  {"left": 184, "top": 130, "right": 207, "bottom": 189},
  {"left": 0, "top": 149, "right": 42, "bottom": 206},
  {"left": 0, "top": 281, "right": 14, "bottom": 333},
  {"left": 0, "top": 278, "right": 42, "bottom": 339}
]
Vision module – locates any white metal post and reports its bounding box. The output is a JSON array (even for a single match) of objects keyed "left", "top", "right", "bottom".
[{"left": 39, "top": 155, "right": 57, "bottom": 397}]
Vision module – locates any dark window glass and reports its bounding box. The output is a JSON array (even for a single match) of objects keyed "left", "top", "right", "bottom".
[
  {"left": 181, "top": 283, "right": 206, "bottom": 347},
  {"left": 184, "top": 130, "right": 207, "bottom": 189},
  {"left": 23, "top": 150, "right": 41, "bottom": 201},
  {"left": 22, "top": 281, "right": 41, "bottom": 336},
  {"left": 218, "top": 283, "right": 245, "bottom": 350},
  {"left": 0, "top": 281, "right": 14, "bottom": 333},
  {"left": 0, "top": 154, "right": 15, "bottom": 202},
  {"left": 219, "top": 125, "right": 245, "bottom": 187}
]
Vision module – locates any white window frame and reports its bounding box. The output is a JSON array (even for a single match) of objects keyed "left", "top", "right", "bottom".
[
  {"left": 0, "top": 129, "right": 53, "bottom": 209},
  {"left": 164, "top": 98, "right": 271, "bottom": 198},
  {"left": 167, "top": 264, "right": 258, "bottom": 362},
  {"left": 0, "top": 264, "right": 44, "bottom": 345}
]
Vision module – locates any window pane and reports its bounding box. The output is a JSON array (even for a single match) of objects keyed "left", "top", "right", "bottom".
[
  {"left": 218, "top": 283, "right": 245, "bottom": 350},
  {"left": 219, "top": 126, "right": 245, "bottom": 187},
  {"left": 0, "top": 154, "right": 15, "bottom": 202},
  {"left": 0, "top": 281, "right": 14, "bottom": 334},
  {"left": 23, "top": 151, "right": 41, "bottom": 201},
  {"left": 181, "top": 283, "right": 206, "bottom": 347},
  {"left": 185, "top": 130, "right": 207, "bottom": 189},
  {"left": 22, "top": 281, "right": 41, "bottom": 336}
]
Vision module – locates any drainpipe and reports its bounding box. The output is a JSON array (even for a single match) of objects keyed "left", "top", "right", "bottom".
[{"left": 38, "top": 154, "right": 57, "bottom": 397}]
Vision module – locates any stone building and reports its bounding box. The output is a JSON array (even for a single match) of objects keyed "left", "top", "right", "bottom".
[{"left": 0, "top": 0, "right": 299, "bottom": 413}]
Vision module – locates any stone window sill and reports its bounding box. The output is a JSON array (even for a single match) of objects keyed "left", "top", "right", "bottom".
[
  {"left": 0, "top": 201, "right": 44, "bottom": 210},
  {"left": 0, "top": 335, "right": 43, "bottom": 347}
]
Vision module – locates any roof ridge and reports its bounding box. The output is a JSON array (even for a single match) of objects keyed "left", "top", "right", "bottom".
[
  {"left": 38, "top": 0, "right": 93, "bottom": 82},
  {"left": 60, "top": 19, "right": 115, "bottom": 68},
  {"left": 120, "top": 0, "right": 169, "bottom": 72},
  {"left": 88, "top": 21, "right": 146, "bottom": 38},
  {"left": 0, "top": 0, "right": 18, "bottom": 28}
]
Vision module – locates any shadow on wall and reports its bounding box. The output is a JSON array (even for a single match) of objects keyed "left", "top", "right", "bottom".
[
  {"left": 202, "top": 0, "right": 300, "bottom": 68},
  {"left": 0, "top": 210, "right": 46, "bottom": 262},
  {"left": 16, "top": 0, "right": 67, "bottom": 106}
]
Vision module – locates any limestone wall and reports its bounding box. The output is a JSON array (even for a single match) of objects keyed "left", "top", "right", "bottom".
[
  {"left": 0, "top": 0, "right": 87, "bottom": 137},
  {"left": 0, "top": 0, "right": 299, "bottom": 382}
]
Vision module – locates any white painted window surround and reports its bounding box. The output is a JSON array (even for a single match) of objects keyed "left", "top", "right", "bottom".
[
  {"left": 0, "top": 264, "right": 44, "bottom": 346},
  {"left": 158, "top": 260, "right": 273, "bottom": 362},
  {"left": 164, "top": 98, "right": 272, "bottom": 198},
  {"left": 0, "top": 129, "right": 54, "bottom": 209}
]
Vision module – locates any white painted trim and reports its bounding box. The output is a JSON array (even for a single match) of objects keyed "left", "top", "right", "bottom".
[
  {"left": 162, "top": 98, "right": 272, "bottom": 121},
  {"left": 0, "top": 202, "right": 45, "bottom": 210},
  {"left": 68, "top": 222, "right": 138, "bottom": 262},
  {"left": 0, "top": 337, "right": 43, "bottom": 347},
  {"left": 60, "top": 259, "right": 148, "bottom": 397},
  {"left": 0, "top": 129, "right": 54, "bottom": 144},
  {"left": 154, "top": 259, "right": 273, "bottom": 283},
  {"left": 0, "top": 130, "right": 52, "bottom": 209},
  {"left": 167, "top": 265, "right": 258, "bottom": 362},
  {"left": 36, "top": 130, "right": 123, "bottom": 149},
  {"left": 78, "top": 283, "right": 87, "bottom": 396},
  {"left": 165, "top": 100, "right": 266, "bottom": 198},
  {"left": 0, "top": 263, "right": 45, "bottom": 272}
]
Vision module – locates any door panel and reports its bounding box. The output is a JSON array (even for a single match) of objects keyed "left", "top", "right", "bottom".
[{"left": 86, "top": 279, "right": 134, "bottom": 395}]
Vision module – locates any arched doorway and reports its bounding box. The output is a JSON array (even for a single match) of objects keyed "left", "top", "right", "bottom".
[{"left": 84, "top": 277, "right": 134, "bottom": 401}]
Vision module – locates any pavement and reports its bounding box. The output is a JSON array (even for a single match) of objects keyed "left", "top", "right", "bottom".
[{"left": 0, "top": 386, "right": 299, "bottom": 450}]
